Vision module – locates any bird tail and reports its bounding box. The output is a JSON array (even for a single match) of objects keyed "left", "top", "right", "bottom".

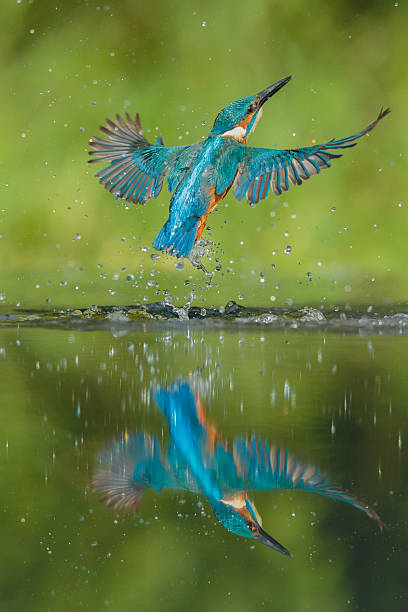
[
  {"left": 154, "top": 381, "right": 198, "bottom": 422},
  {"left": 153, "top": 217, "right": 199, "bottom": 258}
]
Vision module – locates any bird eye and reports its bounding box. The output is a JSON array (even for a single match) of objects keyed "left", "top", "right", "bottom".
[{"left": 247, "top": 105, "right": 254, "bottom": 115}]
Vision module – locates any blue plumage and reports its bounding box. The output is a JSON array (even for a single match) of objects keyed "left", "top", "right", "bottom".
[
  {"left": 152, "top": 216, "right": 199, "bottom": 258},
  {"left": 89, "top": 78, "right": 389, "bottom": 257},
  {"left": 92, "top": 380, "right": 384, "bottom": 555}
]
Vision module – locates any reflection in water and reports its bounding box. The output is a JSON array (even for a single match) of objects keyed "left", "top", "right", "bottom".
[{"left": 92, "top": 381, "right": 384, "bottom": 556}]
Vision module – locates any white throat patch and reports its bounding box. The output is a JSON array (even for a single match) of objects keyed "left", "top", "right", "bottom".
[
  {"left": 220, "top": 126, "right": 246, "bottom": 142},
  {"left": 220, "top": 493, "right": 246, "bottom": 509},
  {"left": 220, "top": 107, "right": 263, "bottom": 142}
]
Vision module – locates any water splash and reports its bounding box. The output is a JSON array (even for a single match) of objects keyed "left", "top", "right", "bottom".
[{"left": 187, "top": 237, "right": 216, "bottom": 274}]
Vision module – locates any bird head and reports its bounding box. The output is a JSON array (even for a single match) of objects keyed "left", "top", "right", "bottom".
[
  {"left": 209, "top": 76, "right": 292, "bottom": 143},
  {"left": 210, "top": 494, "right": 291, "bottom": 556}
]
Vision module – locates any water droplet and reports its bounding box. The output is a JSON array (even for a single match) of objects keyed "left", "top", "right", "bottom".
[
  {"left": 201, "top": 21, "right": 207, "bottom": 27},
  {"left": 284, "top": 245, "right": 292, "bottom": 254}
]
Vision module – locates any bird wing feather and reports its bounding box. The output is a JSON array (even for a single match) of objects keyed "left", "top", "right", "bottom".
[
  {"left": 91, "top": 432, "right": 165, "bottom": 514},
  {"left": 234, "top": 108, "right": 390, "bottom": 204},
  {"left": 233, "top": 436, "right": 385, "bottom": 529},
  {"left": 89, "top": 112, "right": 189, "bottom": 204}
]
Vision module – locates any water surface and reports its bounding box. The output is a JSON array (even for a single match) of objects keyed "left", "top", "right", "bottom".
[{"left": 0, "top": 316, "right": 406, "bottom": 611}]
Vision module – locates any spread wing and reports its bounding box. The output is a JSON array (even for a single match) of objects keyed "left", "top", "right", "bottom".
[
  {"left": 234, "top": 108, "right": 390, "bottom": 204},
  {"left": 234, "top": 436, "right": 385, "bottom": 529},
  {"left": 91, "top": 432, "right": 167, "bottom": 514},
  {"left": 88, "top": 112, "right": 188, "bottom": 204}
]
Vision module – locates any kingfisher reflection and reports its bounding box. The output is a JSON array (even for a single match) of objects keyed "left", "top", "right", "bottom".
[{"left": 92, "top": 381, "right": 384, "bottom": 555}]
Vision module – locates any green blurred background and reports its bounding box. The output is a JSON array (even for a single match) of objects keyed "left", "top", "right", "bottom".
[{"left": 1, "top": 0, "right": 407, "bottom": 310}]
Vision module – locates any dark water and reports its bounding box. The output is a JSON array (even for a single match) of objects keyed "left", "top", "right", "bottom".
[{"left": 1, "top": 311, "right": 407, "bottom": 611}]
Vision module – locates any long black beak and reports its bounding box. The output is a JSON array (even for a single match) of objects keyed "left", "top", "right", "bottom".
[
  {"left": 255, "top": 525, "right": 292, "bottom": 557},
  {"left": 257, "top": 75, "right": 292, "bottom": 108}
]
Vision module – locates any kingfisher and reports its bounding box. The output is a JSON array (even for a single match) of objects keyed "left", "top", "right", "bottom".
[
  {"left": 92, "top": 381, "right": 384, "bottom": 555},
  {"left": 89, "top": 76, "right": 389, "bottom": 258}
]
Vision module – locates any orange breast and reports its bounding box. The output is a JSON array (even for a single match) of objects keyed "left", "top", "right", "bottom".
[
  {"left": 195, "top": 395, "right": 226, "bottom": 453},
  {"left": 195, "top": 178, "right": 237, "bottom": 243}
]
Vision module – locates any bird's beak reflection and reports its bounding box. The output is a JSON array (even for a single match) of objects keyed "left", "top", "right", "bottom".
[{"left": 254, "top": 525, "right": 292, "bottom": 557}]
